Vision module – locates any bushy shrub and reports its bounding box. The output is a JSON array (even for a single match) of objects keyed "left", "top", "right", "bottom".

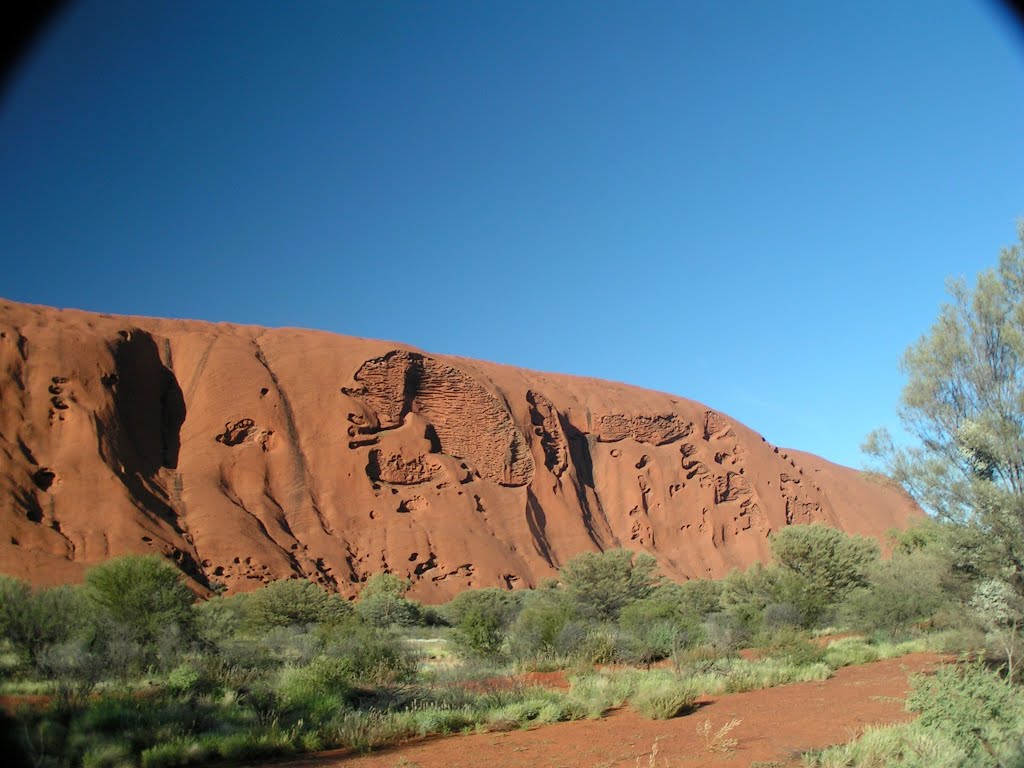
[
  {"left": 805, "top": 721, "right": 962, "bottom": 768},
  {"left": 165, "top": 664, "right": 201, "bottom": 697},
  {"left": 36, "top": 638, "right": 106, "bottom": 710},
  {"left": 703, "top": 612, "right": 750, "bottom": 652},
  {"left": 507, "top": 589, "right": 574, "bottom": 661},
  {"left": 0, "top": 578, "right": 88, "bottom": 670},
  {"left": 906, "top": 661, "right": 1024, "bottom": 765},
  {"left": 567, "top": 673, "right": 633, "bottom": 718},
  {"left": 559, "top": 549, "right": 660, "bottom": 621},
  {"left": 320, "top": 619, "right": 415, "bottom": 685},
  {"left": 275, "top": 657, "right": 351, "bottom": 716},
  {"left": 260, "top": 625, "right": 321, "bottom": 666},
  {"left": 722, "top": 659, "right": 831, "bottom": 693},
  {"left": 81, "top": 740, "right": 133, "bottom": 768},
  {"left": 445, "top": 588, "right": 522, "bottom": 658},
  {"left": 353, "top": 574, "right": 425, "bottom": 628},
  {"left": 842, "top": 551, "right": 952, "bottom": 639},
  {"left": 85, "top": 556, "right": 196, "bottom": 651},
  {"left": 192, "top": 592, "right": 249, "bottom": 644},
  {"left": 673, "top": 579, "right": 725, "bottom": 620},
  {"left": 762, "top": 602, "right": 803, "bottom": 631},
  {"left": 619, "top": 594, "right": 702, "bottom": 661},
  {"left": 770, "top": 524, "right": 880, "bottom": 605},
  {"left": 719, "top": 563, "right": 792, "bottom": 633},
  {"left": 970, "top": 578, "right": 1024, "bottom": 681},
  {"left": 630, "top": 678, "right": 698, "bottom": 719},
  {"left": 245, "top": 579, "right": 352, "bottom": 630},
  {"left": 763, "top": 628, "right": 824, "bottom": 666}
]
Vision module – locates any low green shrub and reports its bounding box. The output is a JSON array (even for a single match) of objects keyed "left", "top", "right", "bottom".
[
  {"left": 140, "top": 738, "right": 213, "bottom": 768},
  {"left": 762, "top": 628, "right": 824, "bottom": 666},
  {"left": 567, "top": 672, "right": 633, "bottom": 718},
  {"left": 81, "top": 740, "right": 133, "bottom": 768},
  {"left": 630, "top": 678, "right": 698, "bottom": 720},
  {"left": 907, "top": 660, "right": 1024, "bottom": 765},
  {"left": 723, "top": 659, "right": 830, "bottom": 693},
  {"left": 804, "top": 722, "right": 963, "bottom": 768},
  {"left": 276, "top": 657, "right": 351, "bottom": 710},
  {"left": 330, "top": 710, "right": 412, "bottom": 754}
]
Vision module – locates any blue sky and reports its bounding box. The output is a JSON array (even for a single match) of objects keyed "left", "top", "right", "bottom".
[{"left": 1, "top": 0, "right": 1022, "bottom": 469}]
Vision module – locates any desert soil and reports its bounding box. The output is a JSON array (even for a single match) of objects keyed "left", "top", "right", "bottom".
[{"left": 271, "top": 652, "right": 945, "bottom": 768}]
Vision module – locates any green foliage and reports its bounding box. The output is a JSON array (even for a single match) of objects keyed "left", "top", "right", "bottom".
[
  {"left": 762, "top": 628, "right": 824, "bottom": 666},
  {"left": 444, "top": 588, "right": 522, "bottom": 659},
  {"left": 354, "top": 573, "right": 425, "bottom": 628},
  {"left": 245, "top": 578, "right": 352, "bottom": 630},
  {"left": 805, "top": 721, "right": 963, "bottom": 768},
  {"left": 275, "top": 657, "right": 352, "bottom": 712},
  {"left": 970, "top": 579, "right": 1024, "bottom": 681},
  {"left": 442, "top": 587, "right": 522, "bottom": 626},
  {"left": 354, "top": 593, "right": 422, "bottom": 628},
  {"left": 702, "top": 611, "right": 751, "bottom": 651},
  {"left": 0, "top": 578, "right": 85, "bottom": 668},
  {"left": 507, "top": 588, "right": 574, "bottom": 660},
  {"left": 558, "top": 548, "right": 660, "bottom": 621},
  {"left": 842, "top": 550, "right": 953, "bottom": 638},
  {"left": 85, "top": 555, "right": 196, "bottom": 661},
  {"left": 629, "top": 678, "right": 698, "bottom": 719},
  {"left": 673, "top": 578, "right": 724, "bottom": 619},
  {"left": 618, "top": 592, "right": 702, "bottom": 661},
  {"left": 865, "top": 225, "right": 1024, "bottom": 591},
  {"left": 719, "top": 563, "right": 792, "bottom": 632},
  {"left": 906, "top": 661, "right": 1024, "bottom": 766},
  {"left": 319, "top": 618, "right": 416, "bottom": 685},
  {"left": 36, "top": 638, "right": 107, "bottom": 709},
  {"left": 452, "top": 606, "right": 504, "bottom": 658},
  {"left": 164, "top": 664, "right": 201, "bottom": 697},
  {"left": 359, "top": 573, "right": 410, "bottom": 599},
  {"left": 769, "top": 523, "right": 880, "bottom": 625},
  {"left": 820, "top": 636, "right": 928, "bottom": 670},
  {"left": 192, "top": 591, "right": 249, "bottom": 643}
]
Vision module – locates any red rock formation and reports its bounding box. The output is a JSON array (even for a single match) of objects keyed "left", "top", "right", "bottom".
[{"left": 0, "top": 299, "right": 923, "bottom": 601}]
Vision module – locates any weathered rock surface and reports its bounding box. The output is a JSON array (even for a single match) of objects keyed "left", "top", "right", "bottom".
[{"left": 0, "top": 299, "right": 922, "bottom": 600}]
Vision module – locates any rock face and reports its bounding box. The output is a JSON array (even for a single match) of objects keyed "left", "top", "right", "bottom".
[{"left": 0, "top": 299, "right": 922, "bottom": 601}]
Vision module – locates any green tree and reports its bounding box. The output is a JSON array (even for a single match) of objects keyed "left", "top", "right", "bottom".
[
  {"left": 507, "top": 587, "right": 574, "bottom": 660},
  {"left": 970, "top": 578, "right": 1024, "bottom": 681},
  {"left": 769, "top": 523, "right": 880, "bottom": 625},
  {"left": 444, "top": 588, "right": 522, "bottom": 658},
  {"left": 85, "top": 555, "right": 196, "bottom": 647},
  {"left": 719, "top": 562, "right": 792, "bottom": 632},
  {"left": 842, "top": 550, "right": 952, "bottom": 638},
  {"left": 0, "top": 578, "right": 85, "bottom": 668},
  {"left": 245, "top": 578, "right": 352, "bottom": 630},
  {"left": 358, "top": 573, "right": 410, "bottom": 600},
  {"left": 672, "top": 578, "right": 724, "bottom": 620},
  {"left": 865, "top": 224, "right": 1024, "bottom": 590},
  {"left": 618, "top": 592, "right": 702, "bottom": 660},
  {"left": 558, "top": 548, "right": 661, "bottom": 621},
  {"left": 355, "top": 573, "right": 422, "bottom": 627}
]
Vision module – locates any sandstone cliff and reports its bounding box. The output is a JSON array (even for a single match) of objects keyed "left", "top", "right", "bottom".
[{"left": 0, "top": 299, "right": 921, "bottom": 600}]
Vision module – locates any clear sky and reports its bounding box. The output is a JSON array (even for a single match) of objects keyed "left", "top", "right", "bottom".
[{"left": 1, "top": 1, "right": 1022, "bottom": 470}]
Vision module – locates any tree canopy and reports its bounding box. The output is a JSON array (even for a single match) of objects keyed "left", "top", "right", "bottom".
[
  {"left": 866, "top": 224, "right": 1024, "bottom": 589},
  {"left": 558, "top": 548, "right": 661, "bottom": 621}
]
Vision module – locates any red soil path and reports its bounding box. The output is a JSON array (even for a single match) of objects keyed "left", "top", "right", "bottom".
[{"left": 274, "top": 653, "right": 945, "bottom": 768}]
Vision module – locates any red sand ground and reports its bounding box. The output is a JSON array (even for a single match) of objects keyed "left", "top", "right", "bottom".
[{"left": 275, "top": 653, "right": 945, "bottom": 768}]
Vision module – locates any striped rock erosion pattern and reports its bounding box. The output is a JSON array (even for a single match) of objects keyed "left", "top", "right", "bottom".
[{"left": 0, "top": 299, "right": 923, "bottom": 601}]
